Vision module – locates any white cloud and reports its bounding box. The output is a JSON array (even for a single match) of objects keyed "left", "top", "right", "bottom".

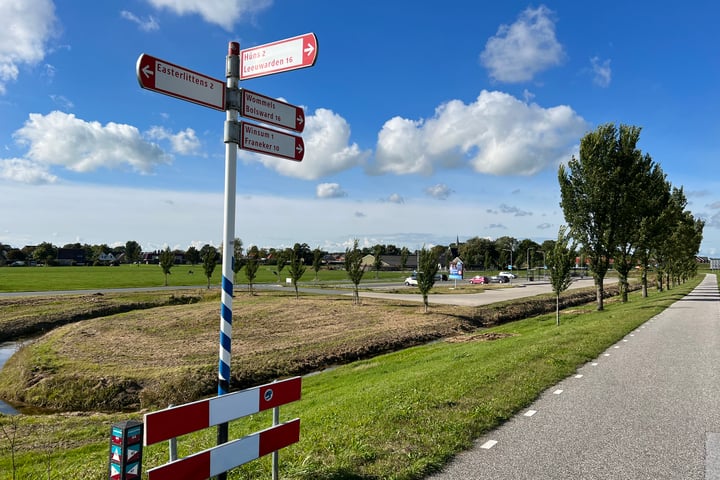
[
  {"left": 0, "top": 0, "right": 59, "bottom": 94},
  {"left": 147, "top": 126, "right": 201, "bottom": 155},
  {"left": 146, "top": 0, "right": 272, "bottom": 31},
  {"left": 591, "top": 57, "right": 612, "bottom": 87},
  {"left": 480, "top": 5, "right": 565, "bottom": 83},
  {"left": 13, "top": 111, "right": 171, "bottom": 175},
  {"left": 386, "top": 193, "right": 404, "bottom": 204},
  {"left": 371, "top": 90, "right": 587, "bottom": 176},
  {"left": 0, "top": 158, "right": 57, "bottom": 184},
  {"left": 316, "top": 182, "right": 347, "bottom": 198},
  {"left": 121, "top": 10, "right": 160, "bottom": 32},
  {"left": 49, "top": 94, "right": 74, "bottom": 110},
  {"left": 246, "top": 108, "right": 370, "bottom": 180},
  {"left": 425, "top": 184, "right": 453, "bottom": 200}
]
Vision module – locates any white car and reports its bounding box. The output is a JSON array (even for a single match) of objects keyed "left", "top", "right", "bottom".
[
  {"left": 404, "top": 276, "right": 418, "bottom": 286},
  {"left": 498, "top": 271, "right": 517, "bottom": 279}
]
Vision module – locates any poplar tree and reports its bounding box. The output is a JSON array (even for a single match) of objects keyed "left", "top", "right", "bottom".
[
  {"left": 417, "top": 247, "right": 440, "bottom": 313},
  {"left": 547, "top": 226, "right": 576, "bottom": 326},
  {"left": 345, "top": 239, "right": 365, "bottom": 305}
]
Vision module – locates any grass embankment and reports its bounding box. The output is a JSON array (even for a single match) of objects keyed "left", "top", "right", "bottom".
[
  {"left": 0, "top": 277, "right": 702, "bottom": 479},
  {"left": 0, "top": 290, "right": 212, "bottom": 342},
  {"left": 0, "top": 284, "right": 630, "bottom": 412}
]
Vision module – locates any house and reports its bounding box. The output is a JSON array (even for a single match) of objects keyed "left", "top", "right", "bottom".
[{"left": 57, "top": 248, "right": 87, "bottom": 266}]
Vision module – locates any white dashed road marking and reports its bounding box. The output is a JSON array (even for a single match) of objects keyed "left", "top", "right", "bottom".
[
  {"left": 553, "top": 389, "right": 563, "bottom": 395},
  {"left": 524, "top": 410, "right": 537, "bottom": 417},
  {"left": 480, "top": 440, "right": 497, "bottom": 449}
]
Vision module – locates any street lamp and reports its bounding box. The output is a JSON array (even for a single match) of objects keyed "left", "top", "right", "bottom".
[
  {"left": 527, "top": 248, "right": 533, "bottom": 281},
  {"left": 503, "top": 247, "right": 513, "bottom": 283}
]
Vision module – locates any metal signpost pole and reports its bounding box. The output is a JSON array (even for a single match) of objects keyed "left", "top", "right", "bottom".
[{"left": 217, "top": 41, "right": 240, "bottom": 480}]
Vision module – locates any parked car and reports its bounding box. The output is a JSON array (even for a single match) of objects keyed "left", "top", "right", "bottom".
[
  {"left": 406, "top": 273, "right": 446, "bottom": 285},
  {"left": 468, "top": 275, "right": 489, "bottom": 284},
  {"left": 489, "top": 275, "right": 510, "bottom": 283},
  {"left": 498, "top": 271, "right": 517, "bottom": 279}
]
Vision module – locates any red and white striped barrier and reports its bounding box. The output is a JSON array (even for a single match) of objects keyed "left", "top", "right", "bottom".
[
  {"left": 146, "top": 419, "right": 300, "bottom": 480},
  {"left": 144, "top": 376, "right": 301, "bottom": 445},
  {"left": 143, "top": 377, "right": 301, "bottom": 479}
]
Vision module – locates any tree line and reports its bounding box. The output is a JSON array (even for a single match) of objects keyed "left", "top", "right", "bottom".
[{"left": 557, "top": 123, "right": 704, "bottom": 311}]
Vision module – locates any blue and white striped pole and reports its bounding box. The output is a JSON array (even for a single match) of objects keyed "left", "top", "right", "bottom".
[{"left": 217, "top": 41, "right": 239, "bottom": 479}]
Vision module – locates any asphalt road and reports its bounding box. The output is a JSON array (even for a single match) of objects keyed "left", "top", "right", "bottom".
[{"left": 427, "top": 274, "right": 720, "bottom": 479}]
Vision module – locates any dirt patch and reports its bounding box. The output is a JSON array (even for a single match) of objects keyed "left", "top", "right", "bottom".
[{"left": 445, "top": 332, "right": 517, "bottom": 343}]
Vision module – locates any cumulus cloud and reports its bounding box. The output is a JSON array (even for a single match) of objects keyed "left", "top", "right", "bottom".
[
  {"left": 146, "top": 0, "right": 272, "bottom": 30},
  {"left": 147, "top": 126, "right": 201, "bottom": 155},
  {"left": 371, "top": 90, "right": 586, "bottom": 176},
  {"left": 537, "top": 222, "right": 553, "bottom": 230},
  {"left": 425, "top": 183, "right": 453, "bottom": 200},
  {"left": 247, "top": 108, "right": 370, "bottom": 180},
  {"left": 0, "top": 0, "right": 59, "bottom": 94},
  {"left": 591, "top": 57, "right": 612, "bottom": 87},
  {"left": 121, "top": 10, "right": 160, "bottom": 31},
  {"left": 480, "top": 5, "right": 565, "bottom": 83},
  {"left": 316, "top": 182, "right": 347, "bottom": 198},
  {"left": 13, "top": 111, "right": 170, "bottom": 175},
  {"left": 0, "top": 158, "right": 57, "bottom": 184}
]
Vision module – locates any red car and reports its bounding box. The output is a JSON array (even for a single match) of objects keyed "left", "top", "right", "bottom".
[{"left": 468, "top": 275, "right": 489, "bottom": 284}]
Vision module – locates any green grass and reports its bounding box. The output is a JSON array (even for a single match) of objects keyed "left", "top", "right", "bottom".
[
  {"left": 0, "top": 264, "right": 413, "bottom": 292},
  {"left": 0, "top": 277, "right": 702, "bottom": 479}
]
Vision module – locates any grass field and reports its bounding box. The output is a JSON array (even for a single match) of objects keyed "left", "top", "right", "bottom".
[
  {"left": 0, "top": 263, "right": 417, "bottom": 292},
  {"left": 0, "top": 275, "right": 704, "bottom": 479}
]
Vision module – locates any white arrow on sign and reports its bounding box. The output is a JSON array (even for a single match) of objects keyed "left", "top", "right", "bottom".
[{"left": 141, "top": 64, "right": 153, "bottom": 79}]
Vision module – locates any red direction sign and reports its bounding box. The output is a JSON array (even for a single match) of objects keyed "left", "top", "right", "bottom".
[
  {"left": 240, "top": 33, "right": 318, "bottom": 80},
  {"left": 136, "top": 53, "right": 225, "bottom": 111},
  {"left": 239, "top": 121, "right": 304, "bottom": 162},
  {"left": 240, "top": 89, "right": 304, "bottom": 133}
]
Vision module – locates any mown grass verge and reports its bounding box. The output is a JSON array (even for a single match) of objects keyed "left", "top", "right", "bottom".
[{"left": 0, "top": 277, "right": 703, "bottom": 479}]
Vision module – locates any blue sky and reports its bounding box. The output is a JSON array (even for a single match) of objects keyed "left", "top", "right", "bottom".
[{"left": 2, "top": 1, "right": 720, "bottom": 255}]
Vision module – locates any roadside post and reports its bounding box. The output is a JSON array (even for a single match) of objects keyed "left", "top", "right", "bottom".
[{"left": 108, "top": 420, "right": 143, "bottom": 480}]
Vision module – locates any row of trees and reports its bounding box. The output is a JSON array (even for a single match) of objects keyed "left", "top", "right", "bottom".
[{"left": 558, "top": 123, "right": 704, "bottom": 310}]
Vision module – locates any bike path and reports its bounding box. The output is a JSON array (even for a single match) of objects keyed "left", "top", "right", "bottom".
[{"left": 428, "top": 274, "right": 720, "bottom": 479}]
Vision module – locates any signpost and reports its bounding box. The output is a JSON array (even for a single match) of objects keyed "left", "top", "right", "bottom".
[
  {"left": 135, "top": 33, "right": 316, "bottom": 479},
  {"left": 136, "top": 54, "right": 225, "bottom": 111},
  {"left": 239, "top": 88, "right": 305, "bottom": 133},
  {"left": 240, "top": 33, "right": 318, "bottom": 80}
]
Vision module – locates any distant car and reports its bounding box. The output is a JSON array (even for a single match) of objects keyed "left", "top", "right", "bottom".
[
  {"left": 498, "top": 271, "right": 517, "bottom": 279},
  {"left": 469, "top": 275, "right": 489, "bottom": 284},
  {"left": 404, "top": 276, "right": 418, "bottom": 286},
  {"left": 489, "top": 275, "right": 510, "bottom": 283}
]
